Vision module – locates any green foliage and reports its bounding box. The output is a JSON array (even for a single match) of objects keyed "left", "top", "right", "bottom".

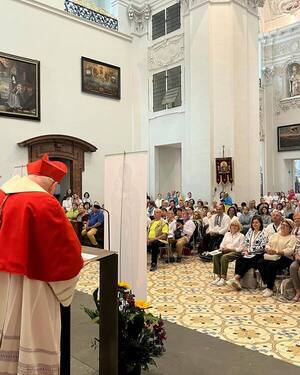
[{"left": 83, "top": 286, "right": 167, "bottom": 374}]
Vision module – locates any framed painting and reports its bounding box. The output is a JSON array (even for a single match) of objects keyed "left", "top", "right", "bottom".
[
  {"left": 81, "top": 56, "right": 120, "bottom": 99},
  {"left": 278, "top": 124, "right": 300, "bottom": 152},
  {"left": 0, "top": 52, "right": 40, "bottom": 121}
]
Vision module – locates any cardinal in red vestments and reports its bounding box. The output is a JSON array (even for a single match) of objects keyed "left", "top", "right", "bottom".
[{"left": 0, "top": 154, "right": 83, "bottom": 375}]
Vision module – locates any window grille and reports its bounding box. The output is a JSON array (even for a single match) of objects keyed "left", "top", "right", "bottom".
[
  {"left": 152, "top": 3, "right": 180, "bottom": 40},
  {"left": 166, "top": 3, "right": 181, "bottom": 34},
  {"left": 153, "top": 66, "right": 181, "bottom": 112},
  {"left": 152, "top": 10, "right": 165, "bottom": 40}
]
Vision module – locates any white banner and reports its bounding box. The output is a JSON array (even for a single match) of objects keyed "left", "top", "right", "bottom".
[{"left": 104, "top": 151, "right": 147, "bottom": 299}]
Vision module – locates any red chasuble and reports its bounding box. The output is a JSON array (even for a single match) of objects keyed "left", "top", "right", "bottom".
[{"left": 0, "top": 177, "right": 83, "bottom": 282}]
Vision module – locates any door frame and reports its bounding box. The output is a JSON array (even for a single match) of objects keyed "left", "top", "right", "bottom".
[{"left": 18, "top": 134, "right": 97, "bottom": 197}]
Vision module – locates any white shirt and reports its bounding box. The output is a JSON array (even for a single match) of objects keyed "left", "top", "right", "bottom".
[
  {"left": 264, "top": 222, "right": 281, "bottom": 241},
  {"left": 62, "top": 197, "right": 73, "bottom": 212},
  {"left": 264, "top": 195, "right": 273, "bottom": 205},
  {"left": 219, "top": 232, "right": 245, "bottom": 252},
  {"left": 155, "top": 198, "right": 163, "bottom": 208},
  {"left": 182, "top": 219, "right": 196, "bottom": 241},
  {"left": 203, "top": 216, "right": 210, "bottom": 234},
  {"left": 167, "top": 219, "right": 177, "bottom": 238},
  {"left": 209, "top": 214, "right": 231, "bottom": 235}
]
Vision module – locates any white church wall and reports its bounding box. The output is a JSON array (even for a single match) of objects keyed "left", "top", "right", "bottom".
[
  {"left": 145, "top": 0, "right": 262, "bottom": 203},
  {"left": 156, "top": 145, "right": 182, "bottom": 197},
  {"left": 209, "top": 2, "right": 260, "bottom": 203},
  {"left": 187, "top": 3, "right": 212, "bottom": 201},
  {"left": 148, "top": 112, "right": 185, "bottom": 196},
  {"left": 35, "top": 0, "right": 64, "bottom": 10},
  {"left": 0, "top": 0, "right": 135, "bottom": 202},
  {"left": 261, "top": 22, "right": 300, "bottom": 193},
  {"left": 146, "top": 2, "right": 213, "bottom": 201}
]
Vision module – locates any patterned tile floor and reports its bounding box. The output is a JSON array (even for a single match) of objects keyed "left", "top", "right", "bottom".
[{"left": 77, "top": 256, "right": 300, "bottom": 367}]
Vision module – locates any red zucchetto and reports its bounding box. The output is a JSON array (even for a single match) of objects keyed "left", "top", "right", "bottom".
[{"left": 27, "top": 154, "right": 67, "bottom": 183}]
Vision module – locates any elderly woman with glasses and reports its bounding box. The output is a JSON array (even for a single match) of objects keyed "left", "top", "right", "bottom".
[
  {"left": 257, "top": 218, "right": 297, "bottom": 298},
  {"left": 211, "top": 220, "right": 244, "bottom": 286}
]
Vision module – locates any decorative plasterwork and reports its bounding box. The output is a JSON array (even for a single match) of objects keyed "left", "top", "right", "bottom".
[
  {"left": 181, "top": 0, "right": 265, "bottom": 14},
  {"left": 267, "top": 59, "right": 300, "bottom": 114},
  {"left": 262, "top": 66, "right": 274, "bottom": 84},
  {"left": 269, "top": 0, "right": 300, "bottom": 15},
  {"left": 148, "top": 34, "right": 184, "bottom": 70},
  {"left": 279, "top": 95, "right": 300, "bottom": 111},
  {"left": 259, "top": 87, "right": 265, "bottom": 142},
  {"left": 260, "top": 23, "right": 300, "bottom": 46},
  {"left": 127, "top": 3, "right": 151, "bottom": 34},
  {"left": 263, "top": 38, "right": 300, "bottom": 64}
]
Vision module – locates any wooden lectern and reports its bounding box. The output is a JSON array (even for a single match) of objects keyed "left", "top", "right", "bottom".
[{"left": 60, "top": 247, "right": 118, "bottom": 375}]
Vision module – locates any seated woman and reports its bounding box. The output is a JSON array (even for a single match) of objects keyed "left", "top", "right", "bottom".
[
  {"left": 83, "top": 201, "right": 92, "bottom": 214},
  {"left": 239, "top": 206, "right": 252, "bottom": 235},
  {"left": 212, "top": 219, "right": 244, "bottom": 286},
  {"left": 257, "top": 218, "right": 297, "bottom": 297},
  {"left": 259, "top": 205, "right": 272, "bottom": 228},
  {"left": 76, "top": 204, "right": 88, "bottom": 223},
  {"left": 227, "top": 215, "right": 266, "bottom": 290},
  {"left": 66, "top": 202, "right": 79, "bottom": 220},
  {"left": 292, "top": 212, "right": 300, "bottom": 242},
  {"left": 82, "top": 191, "right": 92, "bottom": 205},
  {"left": 284, "top": 201, "right": 294, "bottom": 218},
  {"left": 72, "top": 193, "right": 82, "bottom": 206},
  {"left": 290, "top": 241, "right": 300, "bottom": 302},
  {"left": 227, "top": 206, "right": 238, "bottom": 221},
  {"left": 62, "top": 189, "right": 73, "bottom": 212}
]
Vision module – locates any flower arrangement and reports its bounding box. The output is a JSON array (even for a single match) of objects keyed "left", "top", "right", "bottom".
[{"left": 84, "top": 282, "right": 167, "bottom": 375}]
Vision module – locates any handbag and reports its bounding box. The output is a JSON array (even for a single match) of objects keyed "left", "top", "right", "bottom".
[
  {"left": 264, "top": 253, "right": 281, "bottom": 261},
  {"left": 240, "top": 268, "right": 257, "bottom": 289},
  {"left": 280, "top": 278, "right": 296, "bottom": 300}
]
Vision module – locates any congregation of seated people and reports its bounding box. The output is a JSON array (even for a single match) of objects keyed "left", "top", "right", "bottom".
[
  {"left": 61, "top": 189, "right": 104, "bottom": 247},
  {"left": 146, "top": 189, "right": 300, "bottom": 302}
]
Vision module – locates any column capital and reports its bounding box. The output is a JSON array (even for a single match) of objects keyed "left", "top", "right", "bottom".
[{"left": 127, "top": 3, "right": 151, "bottom": 36}]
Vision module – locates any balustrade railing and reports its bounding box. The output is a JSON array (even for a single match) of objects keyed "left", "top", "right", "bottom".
[{"left": 64, "top": 0, "right": 118, "bottom": 31}]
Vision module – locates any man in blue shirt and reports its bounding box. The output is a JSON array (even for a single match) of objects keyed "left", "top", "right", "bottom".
[{"left": 81, "top": 202, "right": 104, "bottom": 246}]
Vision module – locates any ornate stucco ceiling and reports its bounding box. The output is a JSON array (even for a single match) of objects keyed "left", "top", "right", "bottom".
[
  {"left": 270, "top": 0, "right": 300, "bottom": 14},
  {"left": 259, "top": 0, "right": 300, "bottom": 31}
]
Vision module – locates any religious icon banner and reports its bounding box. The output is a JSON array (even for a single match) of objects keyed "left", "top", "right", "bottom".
[{"left": 216, "top": 157, "right": 233, "bottom": 184}]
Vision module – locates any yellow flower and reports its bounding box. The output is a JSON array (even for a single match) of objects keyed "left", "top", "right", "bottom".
[
  {"left": 135, "top": 300, "right": 151, "bottom": 309},
  {"left": 118, "top": 282, "right": 131, "bottom": 290}
]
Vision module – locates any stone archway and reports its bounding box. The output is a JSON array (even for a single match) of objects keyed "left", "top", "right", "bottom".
[{"left": 18, "top": 134, "right": 97, "bottom": 196}]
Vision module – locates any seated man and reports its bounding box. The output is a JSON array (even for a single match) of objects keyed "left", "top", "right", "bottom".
[
  {"left": 161, "top": 207, "right": 168, "bottom": 222},
  {"left": 203, "top": 204, "right": 230, "bottom": 253},
  {"left": 81, "top": 202, "right": 104, "bottom": 247},
  {"left": 264, "top": 210, "right": 282, "bottom": 241},
  {"left": 172, "top": 210, "right": 196, "bottom": 263},
  {"left": 164, "top": 210, "right": 177, "bottom": 263},
  {"left": 166, "top": 210, "right": 177, "bottom": 240},
  {"left": 147, "top": 209, "right": 169, "bottom": 271}
]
